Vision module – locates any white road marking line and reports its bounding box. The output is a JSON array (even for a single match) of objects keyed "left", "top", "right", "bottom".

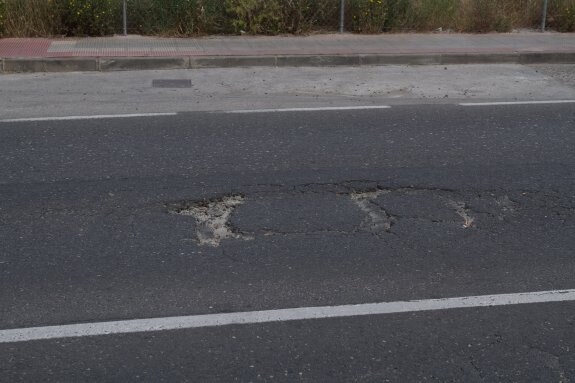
[
  {"left": 223, "top": 106, "right": 391, "bottom": 114},
  {"left": 460, "top": 100, "right": 575, "bottom": 107},
  {"left": 1, "top": 289, "right": 574, "bottom": 344},
  {"left": 0, "top": 113, "right": 178, "bottom": 123}
]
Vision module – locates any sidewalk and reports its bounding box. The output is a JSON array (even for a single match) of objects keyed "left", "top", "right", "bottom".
[{"left": 1, "top": 32, "right": 574, "bottom": 73}]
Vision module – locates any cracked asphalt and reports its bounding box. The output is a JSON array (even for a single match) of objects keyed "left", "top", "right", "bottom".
[{"left": 1, "top": 103, "right": 575, "bottom": 382}]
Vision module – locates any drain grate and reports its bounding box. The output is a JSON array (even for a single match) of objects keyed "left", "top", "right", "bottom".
[{"left": 152, "top": 79, "right": 192, "bottom": 88}]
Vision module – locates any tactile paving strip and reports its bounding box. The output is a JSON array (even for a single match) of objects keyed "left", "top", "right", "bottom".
[{"left": 46, "top": 37, "right": 203, "bottom": 57}]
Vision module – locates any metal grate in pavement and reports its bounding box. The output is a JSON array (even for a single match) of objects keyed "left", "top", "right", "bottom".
[{"left": 152, "top": 79, "right": 192, "bottom": 88}]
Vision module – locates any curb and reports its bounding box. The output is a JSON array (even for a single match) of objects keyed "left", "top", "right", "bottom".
[
  {"left": 1, "top": 52, "right": 575, "bottom": 73},
  {"left": 99, "top": 57, "right": 190, "bottom": 71},
  {"left": 2, "top": 58, "right": 98, "bottom": 73}
]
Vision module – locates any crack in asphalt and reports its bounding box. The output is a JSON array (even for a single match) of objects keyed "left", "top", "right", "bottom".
[
  {"left": 527, "top": 345, "right": 568, "bottom": 382},
  {"left": 468, "top": 356, "right": 486, "bottom": 381},
  {"left": 260, "top": 229, "right": 356, "bottom": 237}
]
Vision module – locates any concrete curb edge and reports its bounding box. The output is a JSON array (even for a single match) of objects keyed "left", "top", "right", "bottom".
[{"left": 1, "top": 52, "right": 574, "bottom": 73}]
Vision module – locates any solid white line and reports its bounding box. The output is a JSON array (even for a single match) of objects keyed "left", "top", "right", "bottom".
[
  {"left": 1, "top": 289, "right": 574, "bottom": 344},
  {"left": 223, "top": 106, "right": 391, "bottom": 114},
  {"left": 0, "top": 113, "right": 178, "bottom": 123},
  {"left": 460, "top": 100, "right": 575, "bottom": 107}
]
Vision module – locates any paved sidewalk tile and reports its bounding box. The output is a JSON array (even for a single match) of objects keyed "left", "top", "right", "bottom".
[
  {"left": 2, "top": 33, "right": 574, "bottom": 72},
  {"left": 1, "top": 33, "right": 574, "bottom": 58}
]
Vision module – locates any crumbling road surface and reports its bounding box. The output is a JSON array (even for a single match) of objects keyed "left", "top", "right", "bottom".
[{"left": 1, "top": 103, "right": 574, "bottom": 382}]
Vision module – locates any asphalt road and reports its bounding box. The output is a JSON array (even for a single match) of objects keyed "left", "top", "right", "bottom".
[{"left": 1, "top": 103, "right": 574, "bottom": 382}]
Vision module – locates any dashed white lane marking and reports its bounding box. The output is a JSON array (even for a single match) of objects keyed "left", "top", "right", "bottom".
[
  {"left": 0, "top": 113, "right": 178, "bottom": 123},
  {"left": 460, "top": 100, "right": 575, "bottom": 106},
  {"left": 224, "top": 106, "right": 391, "bottom": 113},
  {"left": 1, "top": 289, "right": 574, "bottom": 344}
]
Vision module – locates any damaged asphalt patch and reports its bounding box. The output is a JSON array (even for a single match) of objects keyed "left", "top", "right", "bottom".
[
  {"left": 171, "top": 195, "right": 252, "bottom": 247},
  {"left": 449, "top": 201, "right": 475, "bottom": 229},
  {"left": 367, "top": 189, "right": 476, "bottom": 229},
  {"left": 230, "top": 192, "right": 364, "bottom": 236},
  {"left": 168, "top": 183, "right": 530, "bottom": 247},
  {"left": 350, "top": 190, "right": 395, "bottom": 235}
]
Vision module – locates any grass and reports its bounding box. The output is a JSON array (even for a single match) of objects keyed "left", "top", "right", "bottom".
[
  {"left": 1, "top": 0, "right": 59, "bottom": 37},
  {"left": 1, "top": 0, "right": 574, "bottom": 37}
]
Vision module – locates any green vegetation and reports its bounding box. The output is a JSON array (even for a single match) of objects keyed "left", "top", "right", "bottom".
[
  {"left": 225, "top": 0, "right": 283, "bottom": 34},
  {"left": 0, "top": 0, "right": 5, "bottom": 37},
  {"left": 126, "top": 0, "right": 227, "bottom": 36},
  {"left": 1, "top": 0, "right": 574, "bottom": 37},
  {"left": 61, "top": 0, "right": 118, "bottom": 35},
  {"left": 550, "top": 0, "right": 575, "bottom": 31}
]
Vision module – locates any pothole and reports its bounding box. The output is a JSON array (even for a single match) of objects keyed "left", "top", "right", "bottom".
[
  {"left": 350, "top": 190, "right": 395, "bottom": 234},
  {"left": 449, "top": 201, "right": 475, "bottom": 229},
  {"left": 171, "top": 195, "right": 252, "bottom": 247},
  {"left": 352, "top": 189, "right": 477, "bottom": 231},
  {"left": 168, "top": 186, "right": 508, "bottom": 246}
]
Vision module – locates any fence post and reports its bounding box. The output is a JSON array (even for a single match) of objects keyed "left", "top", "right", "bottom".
[
  {"left": 541, "top": 0, "right": 548, "bottom": 32},
  {"left": 123, "top": 0, "right": 128, "bottom": 36},
  {"left": 340, "top": 0, "right": 345, "bottom": 33}
]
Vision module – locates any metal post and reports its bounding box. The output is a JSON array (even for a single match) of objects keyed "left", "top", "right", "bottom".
[
  {"left": 541, "top": 0, "right": 548, "bottom": 32},
  {"left": 123, "top": 0, "right": 127, "bottom": 36},
  {"left": 339, "top": 0, "right": 345, "bottom": 33}
]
